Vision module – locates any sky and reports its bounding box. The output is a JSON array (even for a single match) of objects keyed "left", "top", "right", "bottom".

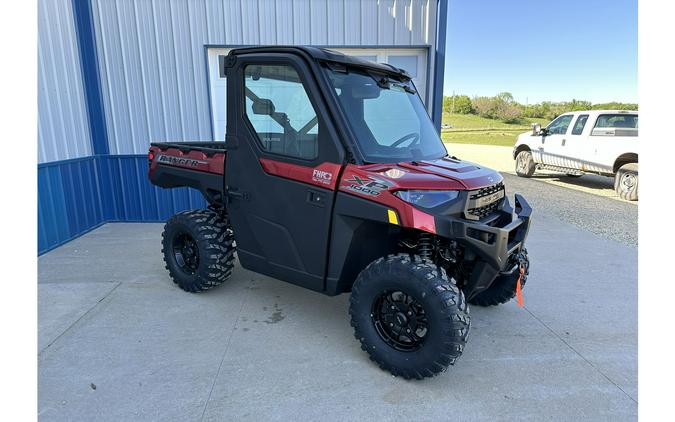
[{"left": 443, "top": 0, "right": 638, "bottom": 104}]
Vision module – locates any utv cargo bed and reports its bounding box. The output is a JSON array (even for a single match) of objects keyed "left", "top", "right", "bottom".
[{"left": 148, "top": 142, "right": 227, "bottom": 205}]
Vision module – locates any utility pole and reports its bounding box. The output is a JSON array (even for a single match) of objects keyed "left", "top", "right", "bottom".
[{"left": 451, "top": 90, "right": 455, "bottom": 114}]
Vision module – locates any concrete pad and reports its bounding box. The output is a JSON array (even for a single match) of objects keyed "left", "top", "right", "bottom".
[
  {"left": 524, "top": 213, "right": 637, "bottom": 401},
  {"left": 38, "top": 281, "right": 119, "bottom": 353},
  {"left": 38, "top": 275, "right": 251, "bottom": 421},
  {"left": 38, "top": 223, "right": 166, "bottom": 285},
  {"left": 38, "top": 216, "right": 637, "bottom": 421}
]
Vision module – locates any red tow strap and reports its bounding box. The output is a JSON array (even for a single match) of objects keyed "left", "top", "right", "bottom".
[{"left": 516, "top": 266, "right": 525, "bottom": 307}]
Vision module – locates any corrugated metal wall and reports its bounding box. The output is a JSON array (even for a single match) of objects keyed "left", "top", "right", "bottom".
[
  {"left": 90, "top": 0, "right": 437, "bottom": 155},
  {"left": 38, "top": 155, "right": 207, "bottom": 254},
  {"left": 38, "top": 0, "right": 441, "bottom": 254},
  {"left": 38, "top": 0, "right": 92, "bottom": 163}
]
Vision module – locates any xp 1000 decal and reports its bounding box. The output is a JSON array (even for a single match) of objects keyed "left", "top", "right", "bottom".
[{"left": 345, "top": 175, "right": 392, "bottom": 196}]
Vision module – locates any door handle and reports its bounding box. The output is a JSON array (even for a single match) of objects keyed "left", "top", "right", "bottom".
[
  {"left": 226, "top": 187, "right": 250, "bottom": 201},
  {"left": 562, "top": 138, "right": 566, "bottom": 146},
  {"left": 306, "top": 190, "right": 326, "bottom": 208}
]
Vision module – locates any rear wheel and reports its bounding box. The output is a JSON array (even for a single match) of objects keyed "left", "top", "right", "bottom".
[
  {"left": 515, "top": 150, "right": 536, "bottom": 177},
  {"left": 349, "top": 254, "right": 470, "bottom": 379},
  {"left": 162, "top": 209, "right": 236, "bottom": 292},
  {"left": 614, "top": 163, "right": 638, "bottom": 201}
]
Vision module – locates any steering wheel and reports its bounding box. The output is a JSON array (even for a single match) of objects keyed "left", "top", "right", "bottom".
[{"left": 390, "top": 132, "right": 420, "bottom": 148}]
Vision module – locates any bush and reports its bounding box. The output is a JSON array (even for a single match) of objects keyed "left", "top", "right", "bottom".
[
  {"left": 443, "top": 95, "right": 473, "bottom": 114},
  {"left": 592, "top": 102, "right": 638, "bottom": 110},
  {"left": 473, "top": 92, "right": 522, "bottom": 123},
  {"left": 443, "top": 91, "right": 638, "bottom": 123}
]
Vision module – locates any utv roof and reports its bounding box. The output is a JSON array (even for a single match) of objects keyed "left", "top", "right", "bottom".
[{"left": 227, "top": 45, "right": 412, "bottom": 80}]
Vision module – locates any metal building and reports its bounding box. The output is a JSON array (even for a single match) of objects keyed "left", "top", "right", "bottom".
[{"left": 38, "top": 0, "right": 449, "bottom": 254}]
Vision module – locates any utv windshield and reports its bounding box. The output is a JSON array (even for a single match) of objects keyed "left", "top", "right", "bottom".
[{"left": 325, "top": 67, "right": 447, "bottom": 163}]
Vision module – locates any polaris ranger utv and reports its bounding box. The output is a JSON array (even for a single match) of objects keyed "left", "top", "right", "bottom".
[{"left": 148, "top": 46, "right": 532, "bottom": 379}]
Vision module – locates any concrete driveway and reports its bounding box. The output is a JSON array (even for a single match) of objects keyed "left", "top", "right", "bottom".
[{"left": 38, "top": 214, "right": 637, "bottom": 421}]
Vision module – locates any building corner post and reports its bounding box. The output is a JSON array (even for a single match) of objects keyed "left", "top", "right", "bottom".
[
  {"left": 432, "top": 0, "right": 448, "bottom": 133},
  {"left": 71, "top": 0, "right": 109, "bottom": 156}
]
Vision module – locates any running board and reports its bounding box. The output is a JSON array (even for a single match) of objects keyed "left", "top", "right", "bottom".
[{"left": 535, "top": 164, "right": 583, "bottom": 176}]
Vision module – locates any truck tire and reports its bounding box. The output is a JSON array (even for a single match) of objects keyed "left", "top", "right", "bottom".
[
  {"left": 349, "top": 254, "right": 470, "bottom": 380},
  {"left": 614, "top": 163, "right": 638, "bottom": 201},
  {"left": 469, "top": 249, "right": 529, "bottom": 307},
  {"left": 161, "top": 209, "right": 236, "bottom": 293},
  {"left": 515, "top": 150, "right": 536, "bottom": 177}
]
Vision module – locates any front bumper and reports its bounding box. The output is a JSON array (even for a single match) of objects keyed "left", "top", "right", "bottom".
[{"left": 434, "top": 194, "right": 532, "bottom": 298}]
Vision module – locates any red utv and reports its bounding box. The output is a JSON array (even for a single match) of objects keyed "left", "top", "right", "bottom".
[{"left": 148, "top": 46, "right": 531, "bottom": 379}]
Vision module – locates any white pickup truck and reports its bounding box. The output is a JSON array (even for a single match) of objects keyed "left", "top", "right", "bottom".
[{"left": 513, "top": 110, "right": 638, "bottom": 200}]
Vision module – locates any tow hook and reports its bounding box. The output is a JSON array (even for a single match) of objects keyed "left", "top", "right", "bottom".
[{"left": 515, "top": 249, "right": 529, "bottom": 307}]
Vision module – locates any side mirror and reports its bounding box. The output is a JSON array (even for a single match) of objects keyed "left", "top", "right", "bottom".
[
  {"left": 252, "top": 98, "right": 275, "bottom": 115},
  {"left": 531, "top": 123, "right": 541, "bottom": 136}
]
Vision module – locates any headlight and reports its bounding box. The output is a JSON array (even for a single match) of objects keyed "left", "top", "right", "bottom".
[{"left": 393, "top": 190, "right": 460, "bottom": 208}]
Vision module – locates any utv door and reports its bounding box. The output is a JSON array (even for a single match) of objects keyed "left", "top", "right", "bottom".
[{"left": 224, "top": 53, "right": 344, "bottom": 292}]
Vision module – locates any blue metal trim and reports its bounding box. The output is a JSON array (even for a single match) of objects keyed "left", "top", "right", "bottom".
[
  {"left": 38, "top": 155, "right": 97, "bottom": 168},
  {"left": 38, "top": 221, "right": 107, "bottom": 256},
  {"left": 432, "top": 0, "right": 449, "bottom": 132},
  {"left": 38, "top": 155, "right": 207, "bottom": 255},
  {"left": 38, "top": 156, "right": 104, "bottom": 255},
  {"left": 72, "top": 0, "right": 109, "bottom": 155}
]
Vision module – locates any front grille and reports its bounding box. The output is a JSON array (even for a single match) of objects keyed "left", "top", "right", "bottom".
[{"left": 465, "top": 182, "right": 505, "bottom": 220}]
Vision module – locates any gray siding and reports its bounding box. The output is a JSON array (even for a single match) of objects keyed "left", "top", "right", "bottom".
[
  {"left": 38, "top": 0, "right": 92, "bottom": 163},
  {"left": 91, "top": 0, "right": 437, "bottom": 155}
]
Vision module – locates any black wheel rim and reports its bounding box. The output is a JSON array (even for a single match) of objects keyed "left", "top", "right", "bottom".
[
  {"left": 173, "top": 232, "right": 199, "bottom": 275},
  {"left": 372, "top": 290, "right": 429, "bottom": 352}
]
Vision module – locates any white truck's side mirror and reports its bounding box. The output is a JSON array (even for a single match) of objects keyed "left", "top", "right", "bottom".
[{"left": 532, "top": 123, "right": 541, "bottom": 136}]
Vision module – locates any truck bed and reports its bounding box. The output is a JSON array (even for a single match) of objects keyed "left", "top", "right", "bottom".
[{"left": 148, "top": 142, "right": 227, "bottom": 205}]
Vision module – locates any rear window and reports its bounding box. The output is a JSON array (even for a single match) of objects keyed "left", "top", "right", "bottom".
[
  {"left": 571, "top": 114, "right": 589, "bottom": 135},
  {"left": 594, "top": 114, "right": 638, "bottom": 129}
]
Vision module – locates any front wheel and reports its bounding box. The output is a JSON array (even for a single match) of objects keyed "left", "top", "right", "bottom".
[
  {"left": 515, "top": 150, "right": 536, "bottom": 177},
  {"left": 614, "top": 163, "right": 638, "bottom": 201},
  {"left": 349, "top": 254, "right": 470, "bottom": 380}
]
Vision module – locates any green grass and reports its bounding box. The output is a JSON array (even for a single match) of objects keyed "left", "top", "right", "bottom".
[
  {"left": 441, "top": 131, "right": 520, "bottom": 147},
  {"left": 440, "top": 113, "right": 550, "bottom": 146}
]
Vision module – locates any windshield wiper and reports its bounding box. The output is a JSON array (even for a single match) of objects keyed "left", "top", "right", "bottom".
[
  {"left": 366, "top": 72, "right": 416, "bottom": 94},
  {"left": 392, "top": 83, "right": 417, "bottom": 94}
]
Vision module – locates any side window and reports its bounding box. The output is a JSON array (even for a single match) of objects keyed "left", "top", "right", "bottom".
[
  {"left": 571, "top": 114, "right": 589, "bottom": 135},
  {"left": 244, "top": 64, "right": 319, "bottom": 160},
  {"left": 594, "top": 114, "right": 639, "bottom": 129},
  {"left": 547, "top": 115, "right": 574, "bottom": 135}
]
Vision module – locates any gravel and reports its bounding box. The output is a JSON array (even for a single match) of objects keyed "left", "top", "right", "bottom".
[{"left": 502, "top": 173, "right": 638, "bottom": 246}]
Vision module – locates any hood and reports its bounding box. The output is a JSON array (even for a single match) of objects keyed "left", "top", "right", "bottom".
[{"left": 350, "top": 156, "right": 503, "bottom": 191}]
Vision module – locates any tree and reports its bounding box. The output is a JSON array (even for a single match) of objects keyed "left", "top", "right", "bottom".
[
  {"left": 443, "top": 94, "right": 473, "bottom": 114},
  {"left": 473, "top": 92, "right": 522, "bottom": 123}
]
